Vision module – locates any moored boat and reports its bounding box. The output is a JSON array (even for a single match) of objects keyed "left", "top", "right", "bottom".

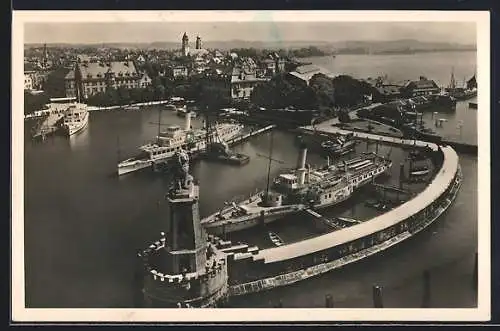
[
  {"left": 62, "top": 102, "right": 89, "bottom": 136},
  {"left": 201, "top": 146, "right": 393, "bottom": 235},
  {"left": 268, "top": 232, "right": 285, "bottom": 246},
  {"left": 320, "top": 133, "right": 358, "bottom": 156},
  {"left": 117, "top": 112, "right": 243, "bottom": 176}
]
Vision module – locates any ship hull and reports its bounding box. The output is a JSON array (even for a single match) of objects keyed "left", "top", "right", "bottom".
[
  {"left": 202, "top": 160, "right": 391, "bottom": 235},
  {"left": 202, "top": 211, "right": 298, "bottom": 236},
  {"left": 117, "top": 124, "right": 243, "bottom": 176},
  {"left": 64, "top": 111, "right": 89, "bottom": 137},
  {"left": 117, "top": 160, "right": 153, "bottom": 176}
]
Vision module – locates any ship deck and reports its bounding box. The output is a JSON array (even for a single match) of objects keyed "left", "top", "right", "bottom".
[
  {"left": 220, "top": 143, "right": 437, "bottom": 253},
  {"left": 256, "top": 146, "right": 457, "bottom": 263}
]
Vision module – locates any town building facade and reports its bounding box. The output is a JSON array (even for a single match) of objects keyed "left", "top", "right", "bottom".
[
  {"left": 230, "top": 58, "right": 269, "bottom": 100},
  {"left": 24, "top": 73, "right": 33, "bottom": 90},
  {"left": 64, "top": 61, "right": 151, "bottom": 98},
  {"left": 400, "top": 76, "right": 441, "bottom": 98}
]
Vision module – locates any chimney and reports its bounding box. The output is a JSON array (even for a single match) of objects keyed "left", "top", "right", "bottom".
[
  {"left": 296, "top": 144, "right": 308, "bottom": 185},
  {"left": 296, "top": 144, "right": 308, "bottom": 169},
  {"left": 185, "top": 111, "right": 191, "bottom": 131}
]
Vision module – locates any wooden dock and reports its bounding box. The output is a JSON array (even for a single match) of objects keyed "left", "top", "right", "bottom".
[
  {"left": 31, "top": 112, "right": 65, "bottom": 140},
  {"left": 226, "top": 124, "right": 276, "bottom": 147}
]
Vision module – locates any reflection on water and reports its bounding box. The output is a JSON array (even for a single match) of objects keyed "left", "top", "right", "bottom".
[
  {"left": 23, "top": 52, "right": 477, "bottom": 308},
  {"left": 68, "top": 125, "right": 90, "bottom": 150}
]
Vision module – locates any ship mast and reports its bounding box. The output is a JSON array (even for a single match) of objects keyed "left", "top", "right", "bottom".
[
  {"left": 117, "top": 136, "right": 121, "bottom": 163},
  {"left": 148, "top": 107, "right": 165, "bottom": 146},
  {"left": 157, "top": 107, "right": 162, "bottom": 145},
  {"left": 449, "top": 67, "right": 456, "bottom": 89},
  {"left": 256, "top": 130, "right": 284, "bottom": 202}
]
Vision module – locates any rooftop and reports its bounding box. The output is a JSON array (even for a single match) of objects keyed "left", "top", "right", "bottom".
[
  {"left": 65, "top": 61, "right": 138, "bottom": 80},
  {"left": 405, "top": 77, "right": 439, "bottom": 90},
  {"left": 288, "top": 64, "right": 336, "bottom": 85}
]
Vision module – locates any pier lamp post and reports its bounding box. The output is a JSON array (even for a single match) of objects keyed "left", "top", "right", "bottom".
[{"left": 457, "top": 120, "right": 464, "bottom": 139}]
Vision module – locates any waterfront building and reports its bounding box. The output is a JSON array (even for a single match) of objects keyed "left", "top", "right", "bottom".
[
  {"left": 400, "top": 76, "right": 441, "bottom": 98},
  {"left": 64, "top": 61, "right": 151, "bottom": 98},
  {"left": 260, "top": 53, "right": 286, "bottom": 77},
  {"left": 287, "top": 64, "right": 336, "bottom": 86},
  {"left": 24, "top": 73, "right": 33, "bottom": 90},
  {"left": 230, "top": 58, "right": 270, "bottom": 100},
  {"left": 24, "top": 63, "right": 45, "bottom": 90}
]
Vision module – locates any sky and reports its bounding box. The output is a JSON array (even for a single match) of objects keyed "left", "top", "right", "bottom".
[{"left": 24, "top": 21, "right": 476, "bottom": 45}]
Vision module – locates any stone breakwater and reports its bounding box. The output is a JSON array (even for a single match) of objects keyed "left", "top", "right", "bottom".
[{"left": 225, "top": 145, "right": 461, "bottom": 296}]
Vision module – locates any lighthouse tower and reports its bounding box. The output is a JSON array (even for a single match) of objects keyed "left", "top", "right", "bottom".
[
  {"left": 139, "top": 149, "right": 228, "bottom": 308},
  {"left": 182, "top": 32, "right": 190, "bottom": 56}
]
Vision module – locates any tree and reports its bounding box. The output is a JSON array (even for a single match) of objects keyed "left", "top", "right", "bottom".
[
  {"left": 338, "top": 110, "right": 351, "bottom": 123},
  {"left": 197, "top": 78, "right": 231, "bottom": 112},
  {"left": 250, "top": 73, "right": 316, "bottom": 109},
  {"left": 331, "top": 75, "right": 378, "bottom": 107},
  {"left": 152, "top": 76, "right": 162, "bottom": 88},
  {"left": 154, "top": 84, "right": 166, "bottom": 101},
  {"left": 43, "top": 67, "right": 70, "bottom": 98},
  {"left": 116, "top": 87, "right": 130, "bottom": 105},
  {"left": 309, "top": 73, "right": 335, "bottom": 110},
  {"left": 24, "top": 91, "right": 49, "bottom": 115}
]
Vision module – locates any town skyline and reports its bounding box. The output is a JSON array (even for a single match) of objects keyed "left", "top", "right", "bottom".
[{"left": 24, "top": 22, "right": 476, "bottom": 45}]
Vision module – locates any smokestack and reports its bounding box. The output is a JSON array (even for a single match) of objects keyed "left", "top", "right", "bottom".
[
  {"left": 326, "top": 156, "right": 330, "bottom": 167},
  {"left": 296, "top": 144, "right": 308, "bottom": 186},
  {"left": 304, "top": 164, "right": 311, "bottom": 184},
  {"left": 185, "top": 111, "right": 191, "bottom": 131},
  {"left": 296, "top": 145, "right": 308, "bottom": 170}
]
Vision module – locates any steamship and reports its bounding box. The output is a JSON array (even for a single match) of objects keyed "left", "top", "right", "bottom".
[
  {"left": 62, "top": 102, "right": 89, "bottom": 136},
  {"left": 117, "top": 113, "right": 243, "bottom": 176},
  {"left": 200, "top": 147, "right": 392, "bottom": 235}
]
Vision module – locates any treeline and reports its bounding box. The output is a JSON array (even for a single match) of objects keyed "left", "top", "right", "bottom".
[
  {"left": 229, "top": 46, "right": 330, "bottom": 60},
  {"left": 250, "top": 73, "right": 378, "bottom": 111},
  {"left": 85, "top": 75, "right": 232, "bottom": 108},
  {"left": 24, "top": 91, "right": 50, "bottom": 115}
]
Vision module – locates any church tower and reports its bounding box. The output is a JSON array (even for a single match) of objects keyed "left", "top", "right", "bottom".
[
  {"left": 182, "top": 32, "right": 190, "bottom": 56},
  {"left": 195, "top": 36, "right": 202, "bottom": 50},
  {"left": 42, "top": 43, "right": 48, "bottom": 70}
]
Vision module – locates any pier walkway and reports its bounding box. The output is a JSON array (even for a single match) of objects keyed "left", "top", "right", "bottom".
[
  {"left": 226, "top": 125, "right": 275, "bottom": 147},
  {"left": 229, "top": 145, "right": 461, "bottom": 297},
  {"left": 32, "top": 112, "right": 64, "bottom": 139},
  {"left": 299, "top": 122, "right": 438, "bottom": 151},
  {"left": 257, "top": 145, "right": 458, "bottom": 263}
]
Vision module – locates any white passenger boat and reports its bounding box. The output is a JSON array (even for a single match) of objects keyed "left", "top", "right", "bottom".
[
  {"left": 62, "top": 102, "right": 89, "bottom": 136},
  {"left": 201, "top": 146, "right": 393, "bottom": 235},
  {"left": 117, "top": 112, "right": 243, "bottom": 176}
]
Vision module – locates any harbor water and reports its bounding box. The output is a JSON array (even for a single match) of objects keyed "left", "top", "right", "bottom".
[{"left": 23, "top": 52, "right": 478, "bottom": 308}]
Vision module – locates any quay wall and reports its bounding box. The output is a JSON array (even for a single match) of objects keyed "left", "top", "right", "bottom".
[
  {"left": 442, "top": 140, "right": 477, "bottom": 155},
  {"left": 256, "top": 145, "right": 458, "bottom": 263},
  {"left": 299, "top": 125, "right": 439, "bottom": 151},
  {"left": 228, "top": 145, "right": 462, "bottom": 296},
  {"left": 298, "top": 121, "right": 477, "bottom": 156}
]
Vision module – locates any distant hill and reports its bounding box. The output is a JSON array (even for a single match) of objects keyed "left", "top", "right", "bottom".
[
  {"left": 25, "top": 39, "right": 476, "bottom": 54},
  {"left": 330, "top": 39, "right": 476, "bottom": 54}
]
